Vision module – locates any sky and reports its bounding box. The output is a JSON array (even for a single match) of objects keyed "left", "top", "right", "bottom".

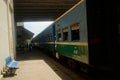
[{"left": 24, "top": 21, "right": 53, "bottom": 38}]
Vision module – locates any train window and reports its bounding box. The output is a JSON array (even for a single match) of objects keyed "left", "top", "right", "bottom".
[
  {"left": 50, "top": 35, "right": 52, "bottom": 41},
  {"left": 71, "top": 23, "right": 80, "bottom": 41},
  {"left": 63, "top": 27, "right": 68, "bottom": 41},
  {"left": 57, "top": 28, "right": 62, "bottom": 41},
  {"left": 49, "top": 34, "right": 52, "bottom": 41}
]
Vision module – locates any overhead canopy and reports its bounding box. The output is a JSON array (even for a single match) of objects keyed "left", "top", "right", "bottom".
[{"left": 13, "top": 0, "right": 80, "bottom": 22}]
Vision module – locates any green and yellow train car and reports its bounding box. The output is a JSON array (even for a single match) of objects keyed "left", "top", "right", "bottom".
[
  {"left": 54, "top": 0, "right": 88, "bottom": 65},
  {"left": 33, "top": 0, "right": 120, "bottom": 77},
  {"left": 38, "top": 24, "right": 56, "bottom": 54}
]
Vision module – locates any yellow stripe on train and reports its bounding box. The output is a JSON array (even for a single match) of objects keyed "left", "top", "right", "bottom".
[{"left": 47, "top": 42, "right": 88, "bottom": 46}]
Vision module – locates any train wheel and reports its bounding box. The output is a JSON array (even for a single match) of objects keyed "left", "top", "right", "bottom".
[
  {"left": 79, "top": 63, "right": 88, "bottom": 73},
  {"left": 67, "top": 59, "right": 78, "bottom": 70}
]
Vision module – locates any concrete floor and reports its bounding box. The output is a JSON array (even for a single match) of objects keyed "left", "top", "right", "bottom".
[
  {"left": 3, "top": 60, "right": 64, "bottom": 80},
  {"left": 3, "top": 48, "right": 88, "bottom": 80}
]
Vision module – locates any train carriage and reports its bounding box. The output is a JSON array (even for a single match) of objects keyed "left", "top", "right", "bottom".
[
  {"left": 33, "top": 0, "right": 120, "bottom": 77},
  {"left": 54, "top": 0, "right": 88, "bottom": 65},
  {"left": 38, "top": 24, "right": 55, "bottom": 53}
]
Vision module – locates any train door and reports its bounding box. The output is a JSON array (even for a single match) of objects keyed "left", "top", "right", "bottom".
[
  {"left": 86, "top": 0, "right": 119, "bottom": 74},
  {"left": 53, "top": 24, "right": 56, "bottom": 55}
]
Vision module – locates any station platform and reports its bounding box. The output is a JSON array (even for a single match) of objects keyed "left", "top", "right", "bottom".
[{"left": 3, "top": 48, "right": 85, "bottom": 80}]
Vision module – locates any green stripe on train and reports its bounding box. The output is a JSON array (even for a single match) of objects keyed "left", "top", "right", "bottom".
[{"left": 56, "top": 44, "right": 89, "bottom": 64}]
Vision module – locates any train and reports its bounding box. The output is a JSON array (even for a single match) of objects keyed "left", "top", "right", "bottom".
[{"left": 32, "top": 0, "right": 120, "bottom": 78}]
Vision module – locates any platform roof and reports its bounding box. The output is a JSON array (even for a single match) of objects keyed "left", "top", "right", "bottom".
[{"left": 13, "top": 0, "right": 80, "bottom": 22}]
